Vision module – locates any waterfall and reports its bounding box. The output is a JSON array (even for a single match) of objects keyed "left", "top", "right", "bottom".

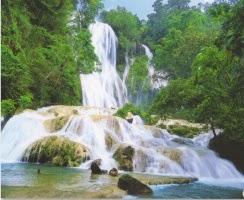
[
  {"left": 80, "top": 22, "right": 127, "bottom": 108},
  {"left": 142, "top": 44, "right": 168, "bottom": 89},
  {"left": 1, "top": 106, "right": 243, "bottom": 180}
]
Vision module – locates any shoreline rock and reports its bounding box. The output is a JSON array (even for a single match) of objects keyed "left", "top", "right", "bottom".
[{"left": 118, "top": 174, "right": 153, "bottom": 195}]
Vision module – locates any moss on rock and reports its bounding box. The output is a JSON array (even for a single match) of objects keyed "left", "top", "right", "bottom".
[
  {"left": 118, "top": 174, "right": 153, "bottom": 196},
  {"left": 22, "top": 136, "right": 90, "bottom": 167},
  {"left": 113, "top": 145, "right": 135, "bottom": 171},
  {"left": 44, "top": 115, "right": 70, "bottom": 133}
]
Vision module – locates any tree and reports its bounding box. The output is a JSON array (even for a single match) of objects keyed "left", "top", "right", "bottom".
[
  {"left": 1, "top": 0, "right": 103, "bottom": 115},
  {"left": 153, "top": 9, "right": 217, "bottom": 79}
]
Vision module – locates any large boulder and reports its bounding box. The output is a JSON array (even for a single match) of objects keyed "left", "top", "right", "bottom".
[
  {"left": 22, "top": 136, "right": 90, "bottom": 167},
  {"left": 209, "top": 136, "right": 244, "bottom": 173},
  {"left": 113, "top": 145, "right": 135, "bottom": 171},
  {"left": 118, "top": 174, "right": 153, "bottom": 195}
]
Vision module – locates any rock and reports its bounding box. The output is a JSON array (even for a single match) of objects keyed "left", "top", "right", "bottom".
[
  {"left": 118, "top": 174, "right": 153, "bottom": 195},
  {"left": 113, "top": 145, "right": 135, "bottom": 171},
  {"left": 134, "top": 150, "right": 147, "bottom": 172},
  {"left": 109, "top": 168, "right": 118, "bottom": 177},
  {"left": 105, "top": 131, "right": 118, "bottom": 150},
  {"left": 127, "top": 173, "right": 198, "bottom": 185},
  {"left": 126, "top": 118, "right": 133, "bottom": 124},
  {"left": 209, "top": 135, "right": 244, "bottom": 173},
  {"left": 106, "top": 116, "right": 122, "bottom": 137},
  {"left": 126, "top": 112, "right": 134, "bottom": 124},
  {"left": 22, "top": 136, "right": 90, "bottom": 167},
  {"left": 90, "top": 159, "right": 107, "bottom": 174},
  {"left": 157, "top": 147, "right": 182, "bottom": 164},
  {"left": 172, "top": 137, "right": 194, "bottom": 146},
  {"left": 44, "top": 115, "right": 70, "bottom": 133}
]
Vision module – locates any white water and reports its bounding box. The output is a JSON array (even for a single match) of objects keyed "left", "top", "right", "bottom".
[
  {"left": 1, "top": 106, "right": 243, "bottom": 181},
  {"left": 80, "top": 22, "right": 127, "bottom": 108},
  {"left": 142, "top": 45, "right": 168, "bottom": 89}
]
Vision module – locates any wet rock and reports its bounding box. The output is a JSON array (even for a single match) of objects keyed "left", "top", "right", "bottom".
[
  {"left": 44, "top": 115, "right": 70, "bottom": 132},
  {"left": 118, "top": 174, "right": 153, "bottom": 195},
  {"left": 134, "top": 150, "right": 147, "bottom": 172},
  {"left": 91, "top": 159, "right": 107, "bottom": 174},
  {"left": 105, "top": 131, "right": 118, "bottom": 150},
  {"left": 109, "top": 168, "right": 118, "bottom": 177},
  {"left": 106, "top": 116, "right": 122, "bottom": 137},
  {"left": 172, "top": 137, "right": 194, "bottom": 146},
  {"left": 113, "top": 145, "right": 135, "bottom": 171},
  {"left": 126, "top": 118, "right": 133, "bottom": 124},
  {"left": 157, "top": 147, "right": 182, "bottom": 164},
  {"left": 22, "top": 136, "right": 89, "bottom": 167}
]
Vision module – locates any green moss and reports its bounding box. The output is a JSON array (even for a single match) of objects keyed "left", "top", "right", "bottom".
[
  {"left": 157, "top": 123, "right": 167, "bottom": 129},
  {"left": 113, "top": 146, "right": 135, "bottom": 171},
  {"left": 22, "top": 136, "right": 90, "bottom": 167},
  {"left": 72, "top": 109, "right": 78, "bottom": 115},
  {"left": 167, "top": 124, "right": 202, "bottom": 138}
]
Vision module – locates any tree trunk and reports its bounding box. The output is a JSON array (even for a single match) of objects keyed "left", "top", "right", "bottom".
[{"left": 210, "top": 123, "right": 217, "bottom": 138}]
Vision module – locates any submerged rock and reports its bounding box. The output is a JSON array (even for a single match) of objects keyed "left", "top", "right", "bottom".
[
  {"left": 113, "top": 145, "right": 135, "bottom": 171},
  {"left": 118, "top": 174, "right": 153, "bottom": 195},
  {"left": 22, "top": 136, "right": 89, "bottom": 167},
  {"left": 172, "top": 137, "right": 194, "bottom": 146},
  {"left": 109, "top": 168, "right": 118, "bottom": 177}
]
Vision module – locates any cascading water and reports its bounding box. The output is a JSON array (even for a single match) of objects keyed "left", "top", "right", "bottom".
[
  {"left": 1, "top": 23, "right": 243, "bottom": 190},
  {"left": 126, "top": 44, "right": 168, "bottom": 107},
  {"left": 80, "top": 22, "right": 127, "bottom": 108},
  {"left": 142, "top": 44, "right": 168, "bottom": 89},
  {"left": 1, "top": 106, "right": 243, "bottom": 180}
]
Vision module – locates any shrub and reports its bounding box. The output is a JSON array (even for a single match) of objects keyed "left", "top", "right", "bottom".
[
  {"left": 1, "top": 99, "right": 16, "bottom": 118},
  {"left": 167, "top": 124, "right": 202, "bottom": 138},
  {"left": 114, "top": 103, "right": 153, "bottom": 125}
]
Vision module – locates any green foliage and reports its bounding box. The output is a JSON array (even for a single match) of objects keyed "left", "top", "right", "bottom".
[
  {"left": 167, "top": 124, "right": 202, "bottom": 138},
  {"left": 1, "top": 99, "right": 16, "bottom": 118},
  {"left": 1, "top": 0, "right": 102, "bottom": 111},
  {"left": 101, "top": 7, "right": 143, "bottom": 66},
  {"left": 153, "top": 9, "right": 217, "bottom": 79},
  {"left": 127, "top": 55, "right": 149, "bottom": 94},
  {"left": 114, "top": 103, "right": 140, "bottom": 119},
  {"left": 114, "top": 103, "right": 153, "bottom": 125},
  {"left": 101, "top": 6, "right": 141, "bottom": 42},
  {"left": 78, "top": 0, "right": 104, "bottom": 27},
  {"left": 151, "top": 0, "right": 243, "bottom": 142},
  {"left": 18, "top": 94, "right": 33, "bottom": 110},
  {"left": 150, "top": 79, "right": 202, "bottom": 121}
]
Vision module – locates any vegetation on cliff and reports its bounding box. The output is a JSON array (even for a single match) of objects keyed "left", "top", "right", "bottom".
[{"left": 1, "top": 0, "right": 103, "bottom": 117}]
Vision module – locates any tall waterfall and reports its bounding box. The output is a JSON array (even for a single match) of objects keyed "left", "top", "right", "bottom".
[
  {"left": 80, "top": 22, "right": 127, "bottom": 108},
  {"left": 1, "top": 106, "right": 243, "bottom": 180}
]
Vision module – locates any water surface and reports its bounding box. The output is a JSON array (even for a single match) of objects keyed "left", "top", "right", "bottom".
[{"left": 2, "top": 163, "right": 243, "bottom": 199}]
